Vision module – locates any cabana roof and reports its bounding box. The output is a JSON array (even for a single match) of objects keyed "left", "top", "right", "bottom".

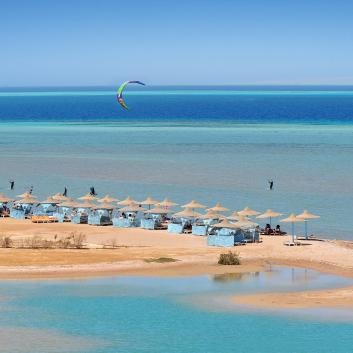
[
  {"left": 93, "top": 202, "right": 115, "bottom": 210},
  {"left": 173, "top": 208, "right": 201, "bottom": 218},
  {"left": 40, "top": 197, "right": 60, "bottom": 204},
  {"left": 0, "top": 193, "right": 13, "bottom": 203},
  {"left": 280, "top": 214, "right": 304, "bottom": 223},
  {"left": 140, "top": 196, "right": 159, "bottom": 205},
  {"left": 257, "top": 209, "right": 282, "bottom": 219},
  {"left": 227, "top": 211, "right": 242, "bottom": 221},
  {"left": 181, "top": 200, "right": 207, "bottom": 209},
  {"left": 118, "top": 196, "right": 138, "bottom": 206},
  {"left": 17, "top": 192, "right": 37, "bottom": 199},
  {"left": 119, "top": 203, "right": 145, "bottom": 212},
  {"left": 233, "top": 218, "right": 259, "bottom": 229},
  {"left": 238, "top": 207, "right": 260, "bottom": 217},
  {"left": 158, "top": 198, "right": 178, "bottom": 207},
  {"left": 78, "top": 193, "right": 97, "bottom": 201},
  {"left": 58, "top": 200, "right": 76, "bottom": 208},
  {"left": 212, "top": 219, "right": 240, "bottom": 230},
  {"left": 297, "top": 210, "right": 320, "bottom": 220},
  {"left": 98, "top": 195, "right": 119, "bottom": 203},
  {"left": 16, "top": 197, "right": 39, "bottom": 205},
  {"left": 144, "top": 206, "right": 169, "bottom": 214},
  {"left": 207, "top": 202, "right": 229, "bottom": 213},
  {"left": 199, "top": 211, "right": 225, "bottom": 220}
]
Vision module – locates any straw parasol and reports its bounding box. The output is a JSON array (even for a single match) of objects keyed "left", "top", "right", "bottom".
[
  {"left": 158, "top": 198, "right": 178, "bottom": 208},
  {"left": 74, "top": 201, "right": 96, "bottom": 209},
  {"left": 238, "top": 207, "right": 260, "bottom": 217},
  {"left": 227, "top": 211, "right": 242, "bottom": 221},
  {"left": 280, "top": 214, "right": 304, "bottom": 243},
  {"left": 233, "top": 217, "right": 259, "bottom": 230},
  {"left": 98, "top": 195, "right": 118, "bottom": 203},
  {"left": 78, "top": 193, "right": 97, "bottom": 202},
  {"left": 119, "top": 203, "right": 145, "bottom": 212},
  {"left": 181, "top": 200, "right": 207, "bottom": 210},
  {"left": 257, "top": 209, "right": 282, "bottom": 228},
  {"left": 118, "top": 196, "right": 138, "bottom": 206},
  {"left": 40, "top": 197, "right": 60, "bottom": 204},
  {"left": 0, "top": 193, "right": 13, "bottom": 203},
  {"left": 140, "top": 196, "right": 159, "bottom": 210},
  {"left": 297, "top": 210, "right": 320, "bottom": 240},
  {"left": 212, "top": 219, "right": 240, "bottom": 230},
  {"left": 207, "top": 202, "right": 229, "bottom": 213},
  {"left": 199, "top": 211, "right": 225, "bottom": 220},
  {"left": 173, "top": 208, "right": 201, "bottom": 219},
  {"left": 17, "top": 192, "right": 37, "bottom": 199},
  {"left": 16, "top": 196, "right": 38, "bottom": 204},
  {"left": 51, "top": 193, "right": 70, "bottom": 202},
  {"left": 93, "top": 202, "right": 115, "bottom": 210},
  {"left": 144, "top": 206, "right": 170, "bottom": 214},
  {"left": 58, "top": 199, "right": 76, "bottom": 208}
]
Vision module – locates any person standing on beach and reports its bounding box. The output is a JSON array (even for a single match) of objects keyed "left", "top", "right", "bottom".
[
  {"left": 268, "top": 179, "right": 274, "bottom": 190},
  {"left": 90, "top": 186, "right": 97, "bottom": 196}
]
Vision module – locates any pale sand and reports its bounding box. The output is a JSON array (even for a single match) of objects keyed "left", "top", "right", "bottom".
[{"left": 1, "top": 218, "right": 353, "bottom": 309}]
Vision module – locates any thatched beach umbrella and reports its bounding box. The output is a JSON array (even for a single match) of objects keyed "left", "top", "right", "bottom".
[
  {"left": 74, "top": 201, "right": 96, "bottom": 209},
  {"left": 93, "top": 202, "right": 115, "bottom": 210},
  {"left": 207, "top": 202, "right": 229, "bottom": 213},
  {"left": 173, "top": 208, "right": 201, "bottom": 219},
  {"left": 233, "top": 217, "right": 259, "bottom": 230},
  {"left": 40, "top": 197, "right": 60, "bottom": 204},
  {"left": 51, "top": 193, "right": 70, "bottom": 202},
  {"left": 238, "top": 207, "right": 260, "bottom": 217},
  {"left": 58, "top": 199, "right": 76, "bottom": 208},
  {"left": 118, "top": 196, "right": 138, "bottom": 206},
  {"left": 78, "top": 193, "right": 97, "bottom": 202},
  {"left": 140, "top": 196, "right": 159, "bottom": 210},
  {"left": 199, "top": 211, "right": 225, "bottom": 220},
  {"left": 119, "top": 203, "right": 145, "bottom": 212},
  {"left": 144, "top": 206, "right": 169, "bottom": 214},
  {"left": 297, "top": 210, "right": 320, "bottom": 240},
  {"left": 227, "top": 211, "right": 243, "bottom": 221},
  {"left": 0, "top": 193, "right": 13, "bottom": 204},
  {"left": 98, "top": 195, "right": 118, "bottom": 203},
  {"left": 280, "top": 214, "right": 304, "bottom": 243},
  {"left": 17, "top": 196, "right": 38, "bottom": 205},
  {"left": 158, "top": 198, "right": 178, "bottom": 208},
  {"left": 212, "top": 219, "right": 240, "bottom": 230},
  {"left": 17, "top": 192, "right": 37, "bottom": 199},
  {"left": 182, "top": 200, "right": 207, "bottom": 210},
  {"left": 257, "top": 209, "right": 282, "bottom": 228}
]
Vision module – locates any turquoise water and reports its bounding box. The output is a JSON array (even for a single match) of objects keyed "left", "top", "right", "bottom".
[
  {"left": 0, "top": 267, "right": 353, "bottom": 353},
  {"left": 1, "top": 87, "right": 353, "bottom": 238}
]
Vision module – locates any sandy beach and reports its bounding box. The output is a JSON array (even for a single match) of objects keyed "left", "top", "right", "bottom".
[{"left": 1, "top": 218, "right": 353, "bottom": 309}]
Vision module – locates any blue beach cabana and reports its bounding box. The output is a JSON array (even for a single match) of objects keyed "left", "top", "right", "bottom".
[
  {"left": 11, "top": 193, "right": 38, "bottom": 220},
  {"left": 33, "top": 197, "right": 60, "bottom": 216},
  {"left": 54, "top": 199, "right": 76, "bottom": 222},
  {"left": 112, "top": 202, "right": 145, "bottom": 228},
  {"left": 71, "top": 201, "right": 96, "bottom": 224},
  {"left": 0, "top": 193, "right": 13, "bottom": 217},
  {"left": 192, "top": 211, "right": 225, "bottom": 236},
  {"left": 168, "top": 208, "right": 202, "bottom": 234},
  {"left": 89, "top": 203, "right": 115, "bottom": 226},
  {"left": 207, "top": 219, "right": 243, "bottom": 247},
  {"left": 141, "top": 206, "right": 169, "bottom": 230}
]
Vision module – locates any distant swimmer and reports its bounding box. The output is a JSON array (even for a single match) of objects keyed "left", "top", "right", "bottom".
[
  {"left": 9, "top": 180, "right": 15, "bottom": 190},
  {"left": 90, "top": 186, "right": 97, "bottom": 196},
  {"left": 63, "top": 187, "right": 67, "bottom": 197},
  {"left": 268, "top": 179, "right": 274, "bottom": 190}
]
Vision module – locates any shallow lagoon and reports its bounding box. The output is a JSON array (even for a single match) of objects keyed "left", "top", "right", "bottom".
[{"left": 0, "top": 267, "right": 353, "bottom": 353}]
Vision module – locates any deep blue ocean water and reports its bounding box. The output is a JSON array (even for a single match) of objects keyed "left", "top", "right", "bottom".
[
  {"left": 1, "top": 86, "right": 353, "bottom": 238},
  {"left": 0, "top": 267, "right": 353, "bottom": 353}
]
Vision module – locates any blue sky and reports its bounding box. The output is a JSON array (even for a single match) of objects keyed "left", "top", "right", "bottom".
[{"left": 1, "top": 0, "right": 353, "bottom": 86}]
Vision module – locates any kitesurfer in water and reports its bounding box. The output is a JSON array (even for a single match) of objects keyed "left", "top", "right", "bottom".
[
  {"left": 268, "top": 179, "right": 274, "bottom": 190},
  {"left": 90, "top": 186, "right": 97, "bottom": 196},
  {"left": 9, "top": 180, "right": 15, "bottom": 190}
]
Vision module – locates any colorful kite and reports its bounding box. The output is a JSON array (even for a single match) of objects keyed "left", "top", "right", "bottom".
[{"left": 117, "top": 80, "right": 145, "bottom": 109}]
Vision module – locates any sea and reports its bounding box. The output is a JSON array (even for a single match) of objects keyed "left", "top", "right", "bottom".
[
  {"left": 0, "top": 86, "right": 353, "bottom": 239},
  {"left": 1, "top": 86, "right": 353, "bottom": 352},
  {"left": 0, "top": 267, "right": 353, "bottom": 353}
]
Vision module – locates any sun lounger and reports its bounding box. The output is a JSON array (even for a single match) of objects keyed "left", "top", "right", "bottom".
[{"left": 283, "top": 240, "right": 301, "bottom": 246}]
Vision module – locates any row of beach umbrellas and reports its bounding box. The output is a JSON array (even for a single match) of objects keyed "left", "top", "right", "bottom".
[{"left": 0, "top": 192, "right": 320, "bottom": 237}]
